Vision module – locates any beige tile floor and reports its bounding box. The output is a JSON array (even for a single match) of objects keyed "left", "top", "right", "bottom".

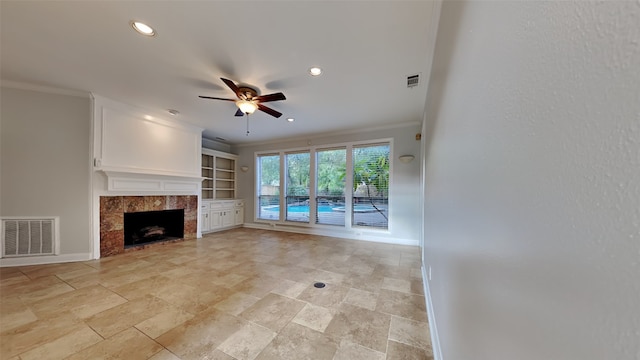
[{"left": 0, "top": 228, "right": 433, "bottom": 360}]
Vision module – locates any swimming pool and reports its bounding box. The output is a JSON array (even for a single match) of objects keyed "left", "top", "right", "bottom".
[
  {"left": 265, "top": 204, "right": 381, "bottom": 213},
  {"left": 268, "top": 205, "right": 335, "bottom": 213}
]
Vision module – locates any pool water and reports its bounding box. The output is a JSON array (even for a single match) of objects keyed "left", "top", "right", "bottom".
[
  {"left": 266, "top": 204, "right": 380, "bottom": 213},
  {"left": 269, "top": 205, "right": 334, "bottom": 213}
]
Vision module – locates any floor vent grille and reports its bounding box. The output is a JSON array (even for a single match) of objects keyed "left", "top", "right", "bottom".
[{"left": 2, "top": 218, "right": 58, "bottom": 257}]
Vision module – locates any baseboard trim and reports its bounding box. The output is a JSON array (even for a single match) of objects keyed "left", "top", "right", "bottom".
[
  {"left": 200, "top": 224, "right": 242, "bottom": 237},
  {"left": 422, "top": 265, "right": 443, "bottom": 360},
  {"left": 243, "top": 222, "right": 419, "bottom": 246},
  {"left": 0, "top": 253, "right": 93, "bottom": 267}
]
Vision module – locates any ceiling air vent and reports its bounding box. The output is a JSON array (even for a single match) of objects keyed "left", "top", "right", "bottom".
[{"left": 407, "top": 74, "right": 420, "bottom": 88}]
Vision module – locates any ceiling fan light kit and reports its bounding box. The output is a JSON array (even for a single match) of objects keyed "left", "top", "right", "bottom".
[{"left": 236, "top": 100, "right": 257, "bottom": 114}]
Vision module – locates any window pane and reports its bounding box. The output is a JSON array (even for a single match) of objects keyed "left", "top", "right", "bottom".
[
  {"left": 352, "top": 144, "right": 389, "bottom": 229},
  {"left": 316, "top": 148, "right": 346, "bottom": 226},
  {"left": 257, "top": 154, "right": 280, "bottom": 220},
  {"left": 285, "top": 152, "right": 310, "bottom": 222}
]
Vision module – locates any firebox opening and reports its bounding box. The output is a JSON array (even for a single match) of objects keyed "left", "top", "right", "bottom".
[{"left": 123, "top": 209, "right": 184, "bottom": 248}]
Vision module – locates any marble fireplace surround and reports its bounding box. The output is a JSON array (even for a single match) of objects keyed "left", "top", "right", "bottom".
[{"left": 100, "top": 195, "right": 197, "bottom": 257}]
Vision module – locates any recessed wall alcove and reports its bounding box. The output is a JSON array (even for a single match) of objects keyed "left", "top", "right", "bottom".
[{"left": 99, "top": 195, "right": 197, "bottom": 257}]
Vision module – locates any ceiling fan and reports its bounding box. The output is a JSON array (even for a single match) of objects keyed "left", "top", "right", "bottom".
[{"left": 199, "top": 78, "right": 286, "bottom": 118}]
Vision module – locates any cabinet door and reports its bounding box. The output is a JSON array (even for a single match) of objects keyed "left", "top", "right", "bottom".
[
  {"left": 222, "top": 209, "right": 234, "bottom": 227},
  {"left": 201, "top": 211, "right": 210, "bottom": 232},
  {"left": 211, "top": 210, "right": 222, "bottom": 229},
  {"left": 234, "top": 207, "right": 244, "bottom": 225}
]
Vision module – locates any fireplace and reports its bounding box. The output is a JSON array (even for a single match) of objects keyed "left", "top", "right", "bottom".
[
  {"left": 100, "top": 195, "right": 197, "bottom": 257},
  {"left": 124, "top": 209, "right": 184, "bottom": 248}
]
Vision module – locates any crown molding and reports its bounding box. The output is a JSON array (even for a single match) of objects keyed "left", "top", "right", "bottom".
[{"left": 0, "top": 80, "right": 90, "bottom": 98}]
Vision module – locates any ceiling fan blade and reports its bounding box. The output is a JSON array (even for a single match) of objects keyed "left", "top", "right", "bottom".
[
  {"left": 235, "top": 108, "right": 244, "bottom": 117},
  {"left": 257, "top": 103, "right": 282, "bottom": 118},
  {"left": 198, "top": 96, "right": 236, "bottom": 101},
  {"left": 254, "top": 92, "right": 286, "bottom": 103},
  {"left": 220, "top": 78, "right": 241, "bottom": 98}
]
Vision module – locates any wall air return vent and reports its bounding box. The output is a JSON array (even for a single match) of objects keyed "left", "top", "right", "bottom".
[
  {"left": 407, "top": 74, "right": 420, "bottom": 88},
  {"left": 1, "top": 217, "right": 59, "bottom": 258}
]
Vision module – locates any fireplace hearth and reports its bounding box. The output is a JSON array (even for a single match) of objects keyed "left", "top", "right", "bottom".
[{"left": 124, "top": 209, "right": 184, "bottom": 248}]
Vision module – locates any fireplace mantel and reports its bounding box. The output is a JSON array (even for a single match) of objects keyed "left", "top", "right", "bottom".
[{"left": 101, "top": 170, "right": 203, "bottom": 193}]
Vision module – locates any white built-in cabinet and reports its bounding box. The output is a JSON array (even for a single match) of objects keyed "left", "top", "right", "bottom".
[
  {"left": 201, "top": 200, "right": 244, "bottom": 233},
  {"left": 200, "top": 148, "right": 243, "bottom": 234}
]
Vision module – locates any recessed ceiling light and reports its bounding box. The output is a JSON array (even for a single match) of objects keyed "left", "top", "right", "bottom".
[
  {"left": 309, "top": 67, "right": 322, "bottom": 76},
  {"left": 287, "top": 118, "right": 294, "bottom": 122},
  {"left": 131, "top": 21, "right": 155, "bottom": 36},
  {"left": 167, "top": 109, "right": 180, "bottom": 116}
]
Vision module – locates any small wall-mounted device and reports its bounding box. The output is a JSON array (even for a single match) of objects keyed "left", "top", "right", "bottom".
[{"left": 398, "top": 155, "right": 415, "bottom": 163}]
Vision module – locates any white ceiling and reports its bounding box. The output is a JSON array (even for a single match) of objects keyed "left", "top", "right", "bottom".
[{"left": 1, "top": 1, "right": 436, "bottom": 145}]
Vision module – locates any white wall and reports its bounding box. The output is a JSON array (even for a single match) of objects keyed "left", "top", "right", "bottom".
[
  {"left": 1, "top": 87, "right": 92, "bottom": 255},
  {"left": 422, "top": 1, "right": 640, "bottom": 359},
  {"left": 233, "top": 123, "right": 422, "bottom": 244}
]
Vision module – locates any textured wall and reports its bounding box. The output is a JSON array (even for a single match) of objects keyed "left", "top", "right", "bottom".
[
  {"left": 1, "top": 87, "right": 92, "bottom": 255},
  {"left": 422, "top": 1, "right": 639, "bottom": 359}
]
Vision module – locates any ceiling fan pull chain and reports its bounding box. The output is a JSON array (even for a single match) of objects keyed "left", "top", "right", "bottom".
[{"left": 246, "top": 114, "right": 250, "bottom": 136}]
